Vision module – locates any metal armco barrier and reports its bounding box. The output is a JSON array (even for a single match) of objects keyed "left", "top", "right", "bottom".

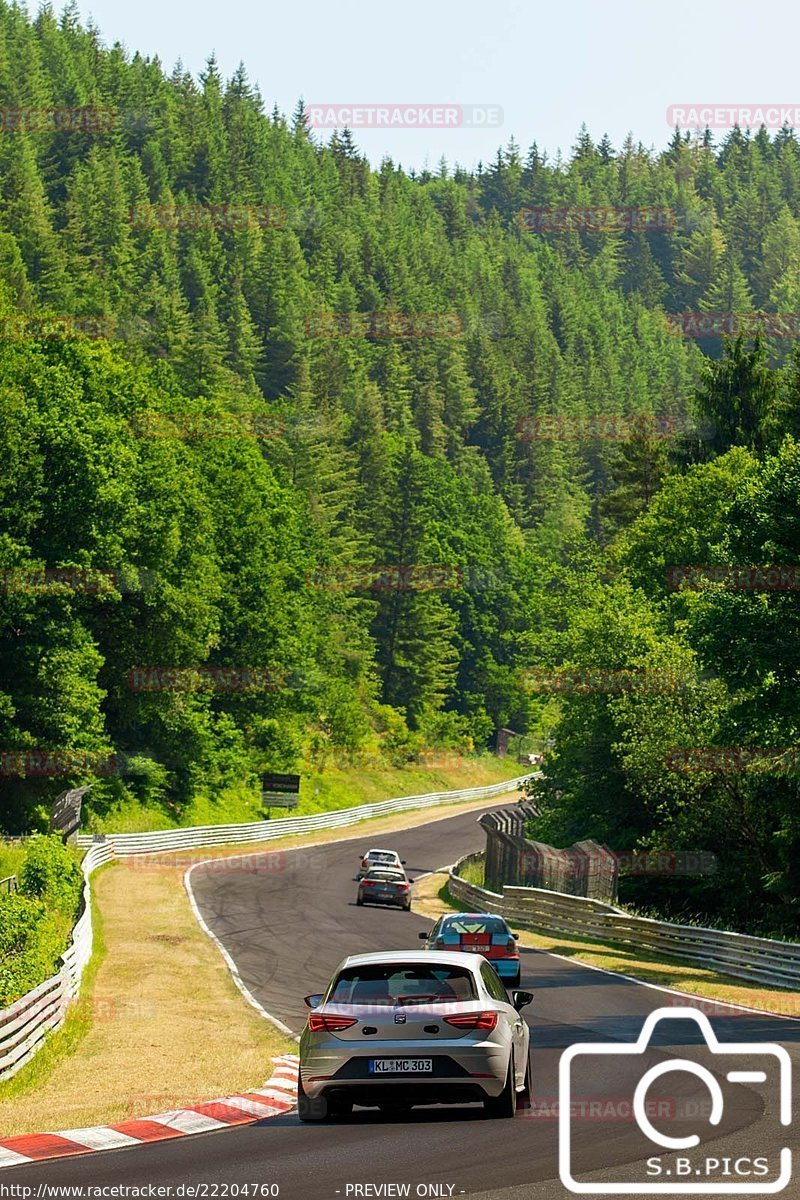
[
  {"left": 1, "top": 776, "right": 532, "bottom": 1080},
  {"left": 448, "top": 853, "right": 800, "bottom": 991},
  {"left": 0, "top": 841, "right": 114, "bottom": 1080},
  {"left": 75, "top": 776, "right": 534, "bottom": 856}
]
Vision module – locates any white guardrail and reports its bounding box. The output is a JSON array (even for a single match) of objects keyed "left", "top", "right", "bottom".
[
  {"left": 448, "top": 852, "right": 800, "bottom": 991},
  {"left": 0, "top": 841, "right": 114, "bottom": 1081},
  {"left": 74, "top": 776, "right": 534, "bottom": 856},
  {"left": 0, "top": 775, "right": 532, "bottom": 1080}
]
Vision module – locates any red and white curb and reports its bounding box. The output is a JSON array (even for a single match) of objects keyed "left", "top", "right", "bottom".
[{"left": 0, "top": 1055, "right": 298, "bottom": 1169}]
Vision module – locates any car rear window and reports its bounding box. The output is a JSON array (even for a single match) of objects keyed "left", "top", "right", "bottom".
[
  {"left": 443, "top": 916, "right": 509, "bottom": 935},
  {"left": 369, "top": 852, "right": 396, "bottom": 863},
  {"left": 328, "top": 964, "right": 476, "bottom": 1005},
  {"left": 365, "top": 870, "right": 404, "bottom": 881}
]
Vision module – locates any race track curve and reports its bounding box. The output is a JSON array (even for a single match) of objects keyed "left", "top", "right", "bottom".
[{"left": 5, "top": 803, "right": 798, "bottom": 1199}]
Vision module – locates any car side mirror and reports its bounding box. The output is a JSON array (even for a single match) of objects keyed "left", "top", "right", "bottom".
[
  {"left": 304, "top": 993, "right": 324, "bottom": 1009},
  {"left": 352, "top": 876, "right": 359, "bottom": 882},
  {"left": 512, "top": 933, "right": 519, "bottom": 940},
  {"left": 418, "top": 931, "right": 429, "bottom": 940},
  {"left": 401, "top": 859, "right": 407, "bottom": 864},
  {"left": 512, "top": 990, "right": 533, "bottom": 1011}
]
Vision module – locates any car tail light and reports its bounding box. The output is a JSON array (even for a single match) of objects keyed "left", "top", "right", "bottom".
[
  {"left": 362, "top": 880, "right": 375, "bottom": 887},
  {"left": 397, "top": 882, "right": 409, "bottom": 891},
  {"left": 308, "top": 1013, "right": 358, "bottom": 1032},
  {"left": 507, "top": 937, "right": 517, "bottom": 952},
  {"left": 435, "top": 937, "right": 445, "bottom": 947},
  {"left": 444, "top": 1011, "right": 498, "bottom": 1031}
]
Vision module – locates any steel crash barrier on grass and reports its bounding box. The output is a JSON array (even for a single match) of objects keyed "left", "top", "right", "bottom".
[
  {"left": 0, "top": 776, "right": 533, "bottom": 1080},
  {"left": 448, "top": 851, "right": 800, "bottom": 991},
  {"left": 0, "top": 841, "right": 114, "bottom": 1080}
]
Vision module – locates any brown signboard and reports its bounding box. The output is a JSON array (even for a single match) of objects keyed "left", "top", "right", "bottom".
[{"left": 261, "top": 772, "right": 300, "bottom": 810}]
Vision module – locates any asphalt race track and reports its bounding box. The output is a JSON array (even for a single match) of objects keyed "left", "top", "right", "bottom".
[{"left": 5, "top": 804, "right": 799, "bottom": 1199}]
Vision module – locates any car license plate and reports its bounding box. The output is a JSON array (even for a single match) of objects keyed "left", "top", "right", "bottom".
[
  {"left": 370, "top": 1058, "right": 433, "bottom": 1074},
  {"left": 464, "top": 943, "right": 490, "bottom": 953}
]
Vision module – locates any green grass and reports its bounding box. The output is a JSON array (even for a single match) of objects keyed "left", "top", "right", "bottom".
[
  {"left": 85, "top": 753, "right": 525, "bottom": 834},
  {"left": 0, "top": 841, "right": 25, "bottom": 884},
  {"left": 456, "top": 855, "right": 486, "bottom": 887}
]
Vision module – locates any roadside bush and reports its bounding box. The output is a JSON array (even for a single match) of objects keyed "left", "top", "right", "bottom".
[
  {"left": 18, "top": 835, "right": 83, "bottom": 918},
  {"left": 0, "top": 892, "right": 67, "bottom": 1008}
]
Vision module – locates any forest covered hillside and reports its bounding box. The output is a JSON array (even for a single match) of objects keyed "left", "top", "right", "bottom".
[{"left": 1, "top": 2, "right": 799, "bottom": 935}]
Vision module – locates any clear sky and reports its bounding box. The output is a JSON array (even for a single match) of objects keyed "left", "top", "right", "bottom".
[{"left": 76, "top": 0, "right": 800, "bottom": 171}]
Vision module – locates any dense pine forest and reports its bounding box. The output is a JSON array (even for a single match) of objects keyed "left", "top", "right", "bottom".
[{"left": 1, "top": 2, "right": 799, "bottom": 935}]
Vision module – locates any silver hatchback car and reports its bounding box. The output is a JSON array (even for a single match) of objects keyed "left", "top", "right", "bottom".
[{"left": 298, "top": 950, "right": 532, "bottom": 1121}]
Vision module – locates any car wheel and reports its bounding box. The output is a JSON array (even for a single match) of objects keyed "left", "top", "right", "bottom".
[
  {"left": 356, "top": 897, "right": 363, "bottom": 906},
  {"left": 403, "top": 902, "right": 411, "bottom": 911},
  {"left": 483, "top": 1055, "right": 516, "bottom": 1119},
  {"left": 297, "top": 1072, "right": 329, "bottom": 1123},
  {"left": 511, "top": 969, "right": 521, "bottom": 987}
]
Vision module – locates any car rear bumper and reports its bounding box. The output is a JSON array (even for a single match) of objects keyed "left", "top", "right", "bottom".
[
  {"left": 492, "top": 958, "right": 520, "bottom": 978},
  {"left": 358, "top": 892, "right": 408, "bottom": 907},
  {"left": 301, "top": 1042, "right": 509, "bottom": 1100}
]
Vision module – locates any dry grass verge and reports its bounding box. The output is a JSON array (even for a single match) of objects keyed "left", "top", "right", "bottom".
[{"left": 0, "top": 792, "right": 520, "bottom": 1137}]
